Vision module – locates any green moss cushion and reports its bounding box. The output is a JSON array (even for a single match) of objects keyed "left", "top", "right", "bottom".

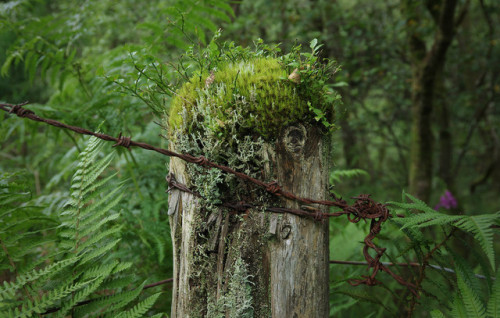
[{"left": 169, "top": 57, "right": 327, "bottom": 139}]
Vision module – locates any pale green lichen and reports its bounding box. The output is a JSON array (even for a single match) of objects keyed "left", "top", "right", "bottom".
[
  {"left": 207, "top": 252, "right": 254, "bottom": 318},
  {"left": 168, "top": 57, "right": 333, "bottom": 140}
]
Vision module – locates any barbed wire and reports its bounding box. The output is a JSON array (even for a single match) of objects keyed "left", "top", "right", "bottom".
[{"left": 0, "top": 101, "right": 417, "bottom": 295}]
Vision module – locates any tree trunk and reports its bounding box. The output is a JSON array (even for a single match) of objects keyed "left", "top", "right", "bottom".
[
  {"left": 405, "top": 0, "right": 463, "bottom": 202},
  {"left": 168, "top": 125, "right": 330, "bottom": 317}
]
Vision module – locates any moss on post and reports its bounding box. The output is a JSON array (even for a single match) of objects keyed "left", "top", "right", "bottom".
[{"left": 168, "top": 51, "right": 338, "bottom": 141}]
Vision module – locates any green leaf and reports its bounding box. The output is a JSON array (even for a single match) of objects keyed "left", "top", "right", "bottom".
[
  {"left": 454, "top": 213, "right": 500, "bottom": 269},
  {"left": 487, "top": 270, "right": 500, "bottom": 318},
  {"left": 430, "top": 309, "right": 445, "bottom": 318},
  {"left": 115, "top": 292, "right": 162, "bottom": 318},
  {"left": 310, "top": 38, "right": 318, "bottom": 50},
  {"left": 456, "top": 269, "right": 486, "bottom": 318}
]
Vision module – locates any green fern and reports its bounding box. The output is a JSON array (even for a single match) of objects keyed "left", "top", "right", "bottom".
[
  {"left": 427, "top": 251, "right": 500, "bottom": 318},
  {"left": 457, "top": 272, "right": 486, "bottom": 318},
  {"left": 0, "top": 137, "right": 164, "bottom": 316},
  {"left": 430, "top": 309, "right": 445, "bottom": 318},
  {"left": 114, "top": 292, "right": 162, "bottom": 318},
  {"left": 389, "top": 192, "right": 500, "bottom": 269},
  {"left": 487, "top": 269, "right": 500, "bottom": 318}
]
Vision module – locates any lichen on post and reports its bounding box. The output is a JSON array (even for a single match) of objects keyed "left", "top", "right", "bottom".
[{"left": 166, "top": 39, "right": 340, "bottom": 317}]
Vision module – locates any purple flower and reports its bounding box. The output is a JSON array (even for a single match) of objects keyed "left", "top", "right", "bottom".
[{"left": 434, "top": 190, "right": 458, "bottom": 210}]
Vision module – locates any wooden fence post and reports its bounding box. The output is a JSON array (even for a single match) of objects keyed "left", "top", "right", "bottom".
[{"left": 166, "top": 56, "right": 333, "bottom": 317}]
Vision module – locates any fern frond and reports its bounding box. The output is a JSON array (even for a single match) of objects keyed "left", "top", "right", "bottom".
[
  {"left": 75, "top": 281, "right": 146, "bottom": 316},
  {"left": 390, "top": 193, "right": 500, "bottom": 269},
  {"left": 13, "top": 279, "right": 94, "bottom": 318},
  {"left": 454, "top": 213, "right": 499, "bottom": 269},
  {"left": 78, "top": 225, "right": 123, "bottom": 251},
  {"left": 456, "top": 271, "right": 486, "bottom": 318},
  {"left": 487, "top": 270, "right": 500, "bottom": 318},
  {"left": 78, "top": 238, "right": 121, "bottom": 264},
  {"left": 430, "top": 309, "right": 445, "bottom": 318},
  {"left": 99, "top": 275, "right": 135, "bottom": 290},
  {"left": 79, "top": 213, "right": 121, "bottom": 240},
  {"left": 80, "top": 260, "right": 119, "bottom": 281},
  {"left": 55, "top": 275, "right": 111, "bottom": 318},
  {"left": 80, "top": 153, "right": 115, "bottom": 190},
  {"left": 397, "top": 211, "right": 462, "bottom": 229},
  {"left": 389, "top": 192, "right": 438, "bottom": 214},
  {"left": 80, "top": 173, "right": 119, "bottom": 201},
  {"left": 79, "top": 188, "right": 123, "bottom": 225},
  {"left": 114, "top": 292, "right": 162, "bottom": 318},
  {"left": 0, "top": 257, "right": 79, "bottom": 301},
  {"left": 451, "top": 294, "right": 468, "bottom": 318},
  {"left": 111, "top": 262, "right": 133, "bottom": 275}
]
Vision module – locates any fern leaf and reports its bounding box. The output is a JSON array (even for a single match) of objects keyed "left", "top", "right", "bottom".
[
  {"left": 430, "top": 309, "right": 445, "bottom": 318},
  {"left": 79, "top": 188, "right": 123, "bottom": 226},
  {"left": 55, "top": 273, "right": 111, "bottom": 318},
  {"left": 98, "top": 275, "right": 135, "bottom": 290},
  {"left": 79, "top": 239, "right": 121, "bottom": 264},
  {"left": 80, "top": 172, "right": 119, "bottom": 199},
  {"left": 389, "top": 192, "right": 438, "bottom": 214},
  {"left": 450, "top": 294, "right": 468, "bottom": 318},
  {"left": 80, "top": 260, "right": 119, "bottom": 281},
  {"left": 78, "top": 225, "right": 123, "bottom": 251},
  {"left": 111, "top": 262, "right": 133, "bottom": 275},
  {"left": 79, "top": 213, "right": 121, "bottom": 239},
  {"left": 487, "top": 270, "right": 500, "bottom": 318},
  {"left": 76, "top": 281, "right": 146, "bottom": 316},
  {"left": 80, "top": 153, "right": 115, "bottom": 191},
  {"left": 454, "top": 213, "right": 500, "bottom": 269},
  {"left": 391, "top": 193, "right": 499, "bottom": 269},
  {"left": 0, "top": 257, "right": 79, "bottom": 301},
  {"left": 14, "top": 279, "right": 94, "bottom": 318},
  {"left": 114, "top": 292, "right": 162, "bottom": 318},
  {"left": 457, "top": 272, "right": 486, "bottom": 318}
]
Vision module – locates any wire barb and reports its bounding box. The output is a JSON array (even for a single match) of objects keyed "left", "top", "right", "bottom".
[{"left": 112, "top": 132, "right": 132, "bottom": 148}]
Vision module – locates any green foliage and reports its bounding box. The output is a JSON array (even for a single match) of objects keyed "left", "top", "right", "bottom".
[
  {"left": 390, "top": 192, "right": 500, "bottom": 269},
  {"left": 1, "top": 1, "right": 231, "bottom": 314},
  {"left": 0, "top": 137, "right": 163, "bottom": 316},
  {"left": 431, "top": 253, "right": 500, "bottom": 318},
  {"left": 487, "top": 270, "right": 500, "bottom": 318},
  {"left": 330, "top": 168, "right": 369, "bottom": 186}
]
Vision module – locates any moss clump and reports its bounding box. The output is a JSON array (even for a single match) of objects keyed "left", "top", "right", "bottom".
[{"left": 168, "top": 56, "right": 333, "bottom": 140}]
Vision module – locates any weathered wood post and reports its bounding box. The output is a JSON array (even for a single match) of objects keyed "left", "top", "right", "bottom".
[{"left": 166, "top": 52, "right": 337, "bottom": 317}]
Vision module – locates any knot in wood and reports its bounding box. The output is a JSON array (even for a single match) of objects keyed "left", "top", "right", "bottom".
[
  {"left": 280, "top": 224, "right": 292, "bottom": 239},
  {"left": 283, "top": 124, "right": 307, "bottom": 156}
]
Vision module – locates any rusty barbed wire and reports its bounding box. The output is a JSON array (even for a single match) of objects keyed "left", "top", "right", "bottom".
[
  {"left": 166, "top": 173, "right": 417, "bottom": 295},
  {"left": 1, "top": 101, "right": 417, "bottom": 295},
  {"left": 0, "top": 102, "right": 348, "bottom": 209}
]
